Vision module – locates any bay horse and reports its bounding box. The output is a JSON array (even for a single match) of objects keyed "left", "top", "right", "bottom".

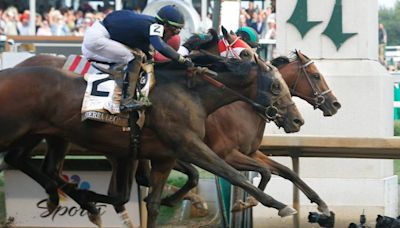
[
  {"left": 148, "top": 29, "right": 341, "bottom": 215},
  {"left": 160, "top": 51, "right": 340, "bottom": 215},
  {"left": 3, "top": 54, "right": 303, "bottom": 227},
  {"left": 13, "top": 28, "right": 341, "bottom": 223}
]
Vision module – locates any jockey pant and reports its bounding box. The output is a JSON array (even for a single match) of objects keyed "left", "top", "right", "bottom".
[{"left": 82, "top": 21, "right": 134, "bottom": 64}]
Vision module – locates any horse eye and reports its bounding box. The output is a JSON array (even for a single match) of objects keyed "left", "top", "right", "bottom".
[
  {"left": 271, "top": 81, "right": 281, "bottom": 95},
  {"left": 313, "top": 73, "right": 320, "bottom": 79}
]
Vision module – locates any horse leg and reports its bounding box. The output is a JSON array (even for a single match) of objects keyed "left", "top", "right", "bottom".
[
  {"left": 168, "top": 134, "right": 296, "bottom": 217},
  {"left": 252, "top": 150, "right": 330, "bottom": 216},
  {"left": 224, "top": 149, "right": 272, "bottom": 212},
  {"left": 40, "top": 136, "right": 72, "bottom": 212},
  {"left": 4, "top": 136, "right": 60, "bottom": 214},
  {"left": 135, "top": 159, "right": 151, "bottom": 187},
  {"left": 58, "top": 156, "right": 137, "bottom": 228},
  {"left": 146, "top": 159, "right": 175, "bottom": 228},
  {"left": 107, "top": 156, "right": 137, "bottom": 228},
  {"left": 161, "top": 160, "right": 200, "bottom": 206}
]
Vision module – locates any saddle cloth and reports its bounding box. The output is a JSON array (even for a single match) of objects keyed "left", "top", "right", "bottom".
[{"left": 62, "top": 55, "right": 153, "bottom": 128}]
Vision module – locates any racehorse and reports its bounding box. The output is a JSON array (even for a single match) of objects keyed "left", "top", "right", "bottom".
[
  {"left": 148, "top": 28, "right": 341, "bottom": 215},
  {"left": 3, "top": 53, "right": 303, "bottom": 227},
  {"left": 160, "top": 51, "right": 341, "bottom": 215},
  {"left": 14, "top": 27, "right": 341, "bottom": 223}
]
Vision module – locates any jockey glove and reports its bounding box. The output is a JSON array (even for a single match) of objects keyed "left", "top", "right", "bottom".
[{"left": 178, "top": 55, "right": 194, "bottom": 67}]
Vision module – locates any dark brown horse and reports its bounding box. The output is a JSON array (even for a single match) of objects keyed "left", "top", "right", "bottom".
[
  {"left": 151, "top": 28, "right": 341, "bottom": 215},
  {"left": 14, "top": 29, "right": 340, "bottom": 222},
  {"left": 159, "top": 50, "right": 341, "bottom": 217},
  {"left": 3, "top": 54, "right": 303, "bottom": 227}
]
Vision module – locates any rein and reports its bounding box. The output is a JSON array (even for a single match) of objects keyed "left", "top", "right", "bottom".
[
  {"left": 290, "top": 60, "right": 331, "bottom": 109},
  {"left": 193, "top": 67, "right": 279, "bottom": 121},
  {"left": 220, "top": 37, "right": 244, "bottom": 59}
]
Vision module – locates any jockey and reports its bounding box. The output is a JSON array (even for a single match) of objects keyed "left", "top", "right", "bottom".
[
  {"left": 236, "top": 26, "right": 260, "bottom": 49},
  {"left": 154, "top": 35, "right": 181, "bottom": 62},
  {"left": 82, "top": 5, "right": 192, "bottom": 112}
]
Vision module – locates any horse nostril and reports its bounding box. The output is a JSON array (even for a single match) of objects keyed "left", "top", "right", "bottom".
[
  {"left": 294, "top": 118, "right": 304, "bottom": 126},
  {"left": 333, "top": 101, "right": 341, "bottom": 109}
]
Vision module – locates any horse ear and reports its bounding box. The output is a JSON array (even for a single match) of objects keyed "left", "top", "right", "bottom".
[
  {"left": 230, "top": 30, "right": 235, "bottom": 35},
  {"left": 296, "top": 50, "right": 307, "bottom": 63},
  {"left": 221, "top": 26, "right": 228, "bottom": 37}
]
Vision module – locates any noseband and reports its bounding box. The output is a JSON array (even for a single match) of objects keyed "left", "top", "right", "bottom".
[{"left": 291, "top": 60, "right": 331, "bottom": 109}]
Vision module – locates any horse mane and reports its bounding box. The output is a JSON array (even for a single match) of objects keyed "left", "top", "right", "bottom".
[
  {"left": 271, "top": 50, "right": 311, "bottom": 68},
  {"left": 154, "top": 53, "right": 254, "bottom": 77},
  {"left": 270, "top": 56, "right": 290, "bottom": 68},
  {"left": 198, "top": 28, "right": 219, "bottom": 50}
]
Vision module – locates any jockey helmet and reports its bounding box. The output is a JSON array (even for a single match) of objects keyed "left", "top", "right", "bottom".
[
  {"left": 236, "top": 26, "right": 259, "bottom": 48},
  {"left": 156, "top": 5, "right": 185, "bottom": 28}
]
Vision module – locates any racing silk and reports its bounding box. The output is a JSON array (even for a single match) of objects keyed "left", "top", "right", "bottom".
[{"left": 102, "top": 10, "right": 180, "bottom": 61}]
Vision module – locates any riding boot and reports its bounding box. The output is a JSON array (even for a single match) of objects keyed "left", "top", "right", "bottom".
[{"left": 120, "top": 57, "right": 149, "bottom": 112}]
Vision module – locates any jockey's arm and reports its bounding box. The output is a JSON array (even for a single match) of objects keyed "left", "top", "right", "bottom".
[{"left": 150, "top": 36, "right": 181, "bottom": 62}]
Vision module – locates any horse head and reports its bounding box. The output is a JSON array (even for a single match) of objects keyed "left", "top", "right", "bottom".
[
  {"left": 271, "top": 50, "right": 341, "bottom": 116},
  {"left": 208, "top": 56, "right": 304, "bottom": 133},
  {"left": 219, "top": 25, "right": 255, "bottom": 61},
  {"left": 255, "top": 60, "right": 304, "bottom": 132}
]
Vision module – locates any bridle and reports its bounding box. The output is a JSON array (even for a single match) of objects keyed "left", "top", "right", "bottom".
[
  {"left": 290, "top": 59, "right": 331, "bottom": 109},
  {"left": 219, "top": 37, "right": 248, "bottom": 59},
  {"left": 217, "top": 36, "right": 284, "bottom": 121}
]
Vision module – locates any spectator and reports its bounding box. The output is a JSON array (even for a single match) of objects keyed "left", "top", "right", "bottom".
[
  {"left": 0, "top": 9, "right": 5, "bottom": 34},
  {"left": 36, "top": 20, "right": 52, "bottom": 35},
  {"left": 2, "top": 7, "right": 18, "bottom": 35},
  {"left": 264, "top": 13, "right": 276, "bottom": 40},
  {"left": 17, "top": 11, "right": 30, "bottom": 35},
  {"left": 49, "top": 9, "right": 69, "bottom": 35},
  {"left": 35, "top": 13, "right": 43, "bottom": 32},
  {"left": 378, "top": 23, "right": 387, "bottom": 65},
  {"left": 245, "top": 0, "right": 257, "bottom": 22},
  {"left": 240, "top": 7, "right": 251, "bottom": 26},
  {"left": 74, "top": 10, "right": 84, "bottom": 27},
  {"left": 250, "top": 13, "right": 266, "bottom": 36},
  {"left": 239, "top": 14, "right": 246, "bottom": 27},
  {"left": 260, "top": 6, "right": 272, "bottom": 38},
  {"left": 65, "top": 8, "right": 77, "bottom": 32}
]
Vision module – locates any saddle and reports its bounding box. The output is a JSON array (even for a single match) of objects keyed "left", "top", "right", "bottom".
[{"left": 62, "top": 55, "right": 155, "bottom": 128}]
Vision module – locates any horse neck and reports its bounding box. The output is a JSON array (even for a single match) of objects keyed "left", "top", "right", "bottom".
[
  {"left": 203, "top": 45, "right": 220, "bottom": 56},
  {"left": 279, "top": 61, "right": 300, "bottom": 90},
  {"left": 196, "top": 75, "right": 256, "bottom": 115},
  {"left": 154, "top": 64, "right": 257, "bottom": 116}
]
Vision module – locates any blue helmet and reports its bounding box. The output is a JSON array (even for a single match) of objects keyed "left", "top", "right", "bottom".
[{"left": 156, "top": 5, "right": 185, "bottom": 28}]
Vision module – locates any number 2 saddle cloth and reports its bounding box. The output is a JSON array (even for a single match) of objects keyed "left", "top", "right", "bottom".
[{"left": 63, "top": 55, "right": 154, "bottom": 128}]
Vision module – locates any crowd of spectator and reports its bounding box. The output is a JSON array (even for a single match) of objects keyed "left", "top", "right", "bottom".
[
  {"left": 0, "top": 0, "right": 277, "bottom": 41},
  {"left": 0, "top": 4, "right": 114, "bottom": 36},
  {"left": 239, "top": 0, "right": 276, "bottom": 40}
]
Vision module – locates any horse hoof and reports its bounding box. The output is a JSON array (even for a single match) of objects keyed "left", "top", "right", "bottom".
[
  {"left": 231, "top": 200, "right": 245, "bottom": 212},
  {"left": 122, "top": 219, "right": 135, "bottom": 228},
  {"left": 245, "top": 196, "right": 259, "bottom": 207},
  {"left": 88, "top": 213, "right": 103, "bottom": 228},
  {"left": 278, "top": 206, "right": 297, "bottom": 217},
  {"left": 191, "top": 202, "right": 209, "bottom": 218},
  {"left": 318, "top": 205, "right": 331, "bottom": 216},
  {"left": 193, "top": 201, "right": 208, "bottom": 210},
  {"left": 46, "top": 199, "right": 58, "bottom": 214}
]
